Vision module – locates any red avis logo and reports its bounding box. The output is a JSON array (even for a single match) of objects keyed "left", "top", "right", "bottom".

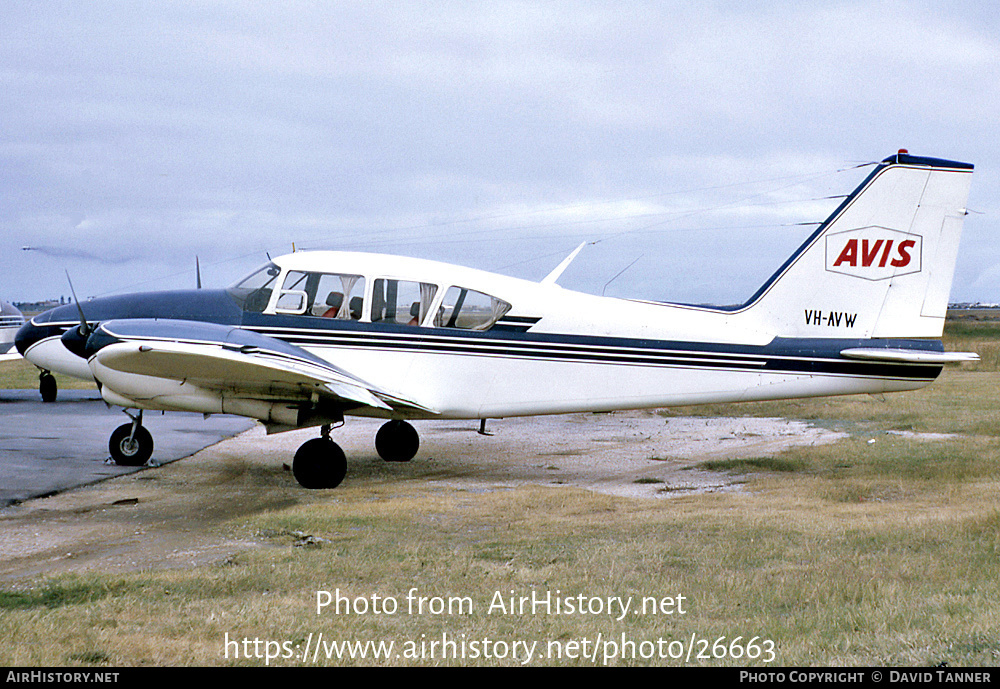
[
  {"left": 825, "top": 227, "right": 922, "bottom": 281},
  {"left": 833, "top": 238, "right": 916, "bottom": 268}
]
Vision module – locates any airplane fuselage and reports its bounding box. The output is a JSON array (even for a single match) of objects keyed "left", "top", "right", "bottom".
[{"left": 16, "top": 259, "right": 944, "bottom": 422}]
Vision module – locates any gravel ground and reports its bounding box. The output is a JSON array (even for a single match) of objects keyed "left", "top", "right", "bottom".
[{"left": 0, "top": 410, "right": 845, "bottom": 582}]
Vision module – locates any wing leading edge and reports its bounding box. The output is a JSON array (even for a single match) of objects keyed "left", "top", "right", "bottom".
[{"left": 85, "top": 319, "right": 436, "bottom": 425}]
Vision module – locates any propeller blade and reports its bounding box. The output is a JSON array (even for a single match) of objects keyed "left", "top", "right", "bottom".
[{"left": 65, "top": 271, "right": 90, "bottom": 337}]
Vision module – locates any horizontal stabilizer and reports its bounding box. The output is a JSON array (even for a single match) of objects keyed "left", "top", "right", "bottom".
[{"left": 840, "top": 347, "right": 980, "bottom": 364}]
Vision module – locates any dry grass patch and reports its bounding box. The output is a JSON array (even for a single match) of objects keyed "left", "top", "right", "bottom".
[{"left": 3, "top": 466, "right": 999, "bottom": 666}]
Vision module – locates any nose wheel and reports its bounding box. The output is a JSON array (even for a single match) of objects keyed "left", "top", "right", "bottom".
[
  {"left": 39, "top": 371, "right": 57, "bottom": 403},
  {"left": 109, "top": 411, "right": 154, "bottom": 466}
]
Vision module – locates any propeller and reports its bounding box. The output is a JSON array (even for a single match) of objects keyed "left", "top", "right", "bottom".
[
  {"left": 66, "top": 271, "right": 90, "bottom": 337},
  {"left": 196, "top": 256, "right": 202, "bottom": 289},
  {"left": 60, "top": 271, "right": 94, "bottom": 358}
]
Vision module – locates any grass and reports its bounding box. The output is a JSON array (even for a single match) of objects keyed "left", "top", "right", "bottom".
[
  {"left": 0, "top": 358, "right": 94, "bottom": 391},
  {"left": 2, "top": 473, "right": 998, "bottom": 666},
  {"left": 1, "top": 321, "right": 999, "bottom": 666},
  {"left": 943, "top": 318, "right": 1000, "bottom": 372}
]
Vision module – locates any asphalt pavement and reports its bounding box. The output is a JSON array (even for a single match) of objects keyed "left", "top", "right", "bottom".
[{"left": 0, "top": 389, "right": 254, "bottom": 507}]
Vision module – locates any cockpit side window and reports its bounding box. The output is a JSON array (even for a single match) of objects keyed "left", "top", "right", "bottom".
[
  {"left": 274, "top": 271, "right": 365, "bottom": 319},
  {"left": 372, "top": 279, "right": 437, "bottom": 326},
  {"left": 274, "top": 271, "right": 311, "bottom": 314},
  {"left": 227, "top": 263, "right": 281, "bottom": 313},
  {"left": 435, "top": 287, "right": 511, "bottom": 331}
]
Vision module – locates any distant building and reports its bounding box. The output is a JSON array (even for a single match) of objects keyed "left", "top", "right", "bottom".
[{"left": 949, "top": 302, "right": 1000, "bottom": 310}]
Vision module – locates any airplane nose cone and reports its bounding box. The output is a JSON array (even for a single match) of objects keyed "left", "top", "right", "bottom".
[
  {"left": 14, "top": 314, "right": 97, "bottom": 382},
  {"left": 14, "top": 319, "right": 47, "bottom": 357}
]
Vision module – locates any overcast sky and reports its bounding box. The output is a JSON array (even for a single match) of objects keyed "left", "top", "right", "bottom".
[{"left": 3, "top": 1, "right": 998, "bottom": 306}]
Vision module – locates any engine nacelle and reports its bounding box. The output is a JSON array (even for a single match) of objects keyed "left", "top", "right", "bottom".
[{"left": 93, "top": 364, "right": 322, "bottom": 428}]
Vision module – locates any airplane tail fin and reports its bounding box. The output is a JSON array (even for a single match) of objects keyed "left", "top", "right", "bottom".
[{"left": 735, "top": 152, "right": 974, "bottom": 339}]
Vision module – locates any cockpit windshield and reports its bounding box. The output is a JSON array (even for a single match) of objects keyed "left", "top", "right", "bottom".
[{"left": 227, "top": 263, "right": 281, "bottom": 312}]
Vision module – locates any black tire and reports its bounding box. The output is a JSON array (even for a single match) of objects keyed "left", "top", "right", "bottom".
[
  {"left": 109, "top": 423, "right": 154, "bottom": 466},
  {"left": 39, "top": 372, "right": 57, "bottom": 403},
  {"left": 293, "top": 437, "right": 347, "bottom": 489},
  {"left": 375, "top": 420, "right": 419, "bottom": 462}
]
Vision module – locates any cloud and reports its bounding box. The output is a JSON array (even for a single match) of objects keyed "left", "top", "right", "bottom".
[{"left": 1, "top": 2, "right": 996, "bottom": 303}]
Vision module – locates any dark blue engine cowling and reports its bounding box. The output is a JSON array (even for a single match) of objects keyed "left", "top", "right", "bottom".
[{"left": 16, "top": 289, "right": 244, "bottom": 357}]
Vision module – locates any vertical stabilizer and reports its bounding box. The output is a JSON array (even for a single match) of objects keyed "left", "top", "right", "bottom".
[{"left": 734, "top": 153, "right": 973, "bottom": 339}]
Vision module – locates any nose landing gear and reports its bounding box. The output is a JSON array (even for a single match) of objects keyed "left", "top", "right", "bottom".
[
  {"left": 108, "top": 410, "right": 154, "bottom": 466},
  {"left": 39, "top": 370, "right": 57, "bottom": 403}
]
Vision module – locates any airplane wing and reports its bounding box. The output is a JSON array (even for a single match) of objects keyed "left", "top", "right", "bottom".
[
  {"left": 86, "top": 319, "right": 436, "bottom": 416},
  {"left": 0, "top": 352, "right": 20, "bottom": 362}
]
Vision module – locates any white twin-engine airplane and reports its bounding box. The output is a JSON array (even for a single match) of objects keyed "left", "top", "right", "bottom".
[
  {"left": 15, "top": 151, "right": 978, "bottom": 489},
  {"left": 0, "top": 301, "right": 25, "bottom": 361}
]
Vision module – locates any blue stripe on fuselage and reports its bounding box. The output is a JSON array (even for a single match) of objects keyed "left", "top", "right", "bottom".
[{"left": 240, "top": 313, "right": 943, "bottom": 381}]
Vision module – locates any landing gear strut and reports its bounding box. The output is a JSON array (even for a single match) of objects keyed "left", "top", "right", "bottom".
[
  {"left": 375, "top": 420, "right": 419, "bottom": 462},
  {"left": 293, "top": 423, "right": 347, "bottom": 489},
  {"left": 109, "top": 410, "right": 154, "bottom": 466}
]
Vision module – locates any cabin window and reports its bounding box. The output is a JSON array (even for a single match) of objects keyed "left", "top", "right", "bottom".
[
  {"left": 274, "top": 271, "right": 365, "bottom": 319},
  {"left": 227, "top": 263, "right": 281, "bottom": 313},
  {"left": 313, "top": 274, "right": 365, "bottom": 319},
  {"left": 372, "top": 279, "right": 437, "bottom": 326},
  {"left": 435, "top": 287, "right": 511, "bottom": 331}
]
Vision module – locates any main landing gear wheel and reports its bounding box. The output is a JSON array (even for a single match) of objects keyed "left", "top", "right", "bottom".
[
  {"left": 109, "top": 423, "right": 154, "bottom": 466},
  {"left": 39, "top": 371, "right": 57, "bottom": 403},
  {"left": 375, "top": 420, "right": 419, "bottom": 462},
  {"left": 293, "top": 437, "right": 347, "bottom": 489}
]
